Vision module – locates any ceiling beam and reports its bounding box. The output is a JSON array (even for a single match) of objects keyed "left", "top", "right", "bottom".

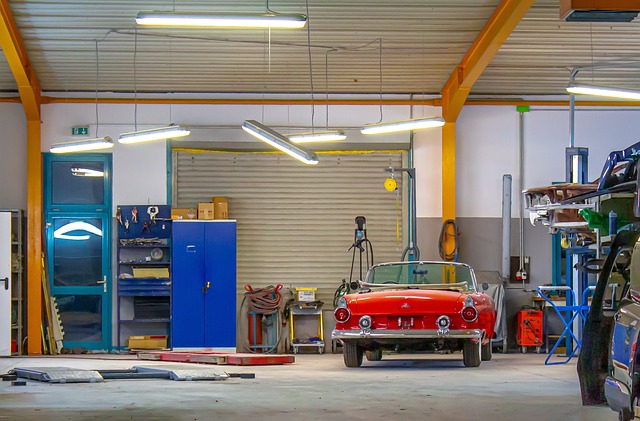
[
  {"left": 439, "top": 0, "right": 534, "bottom": 241},
  {"left": 0, "top": 0, "right": 40, "bottom": 120},
  {"left": 0, "top": 0, "right": 43, "bottom": 355},
  {"left": 441, "top": 0, "right": 535, "bottom": 123}
]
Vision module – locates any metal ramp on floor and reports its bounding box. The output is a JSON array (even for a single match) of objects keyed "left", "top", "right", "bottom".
[
  {"left": 12, "top": 367, "right": 104, "bottom": 383},
  {"left": 10, "top": 366, "right": 229, "bottom": 383}
]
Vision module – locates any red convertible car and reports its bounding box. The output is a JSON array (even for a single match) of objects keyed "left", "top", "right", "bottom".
[{"left": 332, "top": 261, "right": 496, "bottom": 367}]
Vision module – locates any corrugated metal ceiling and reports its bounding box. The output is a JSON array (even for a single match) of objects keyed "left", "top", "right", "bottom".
[{"left": 1, "top": 0, "right": 640, "bottom": 96}]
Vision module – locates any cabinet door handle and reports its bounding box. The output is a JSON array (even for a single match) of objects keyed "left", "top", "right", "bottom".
[
  {"left": 202, "top": 281, "right": 211, "bottom": 294},
  {"left": 0, "top": 277, "right": 8, "bottom": 290},
  {"left": 186, "top": 245, "right": 197, "bottom": 252}
]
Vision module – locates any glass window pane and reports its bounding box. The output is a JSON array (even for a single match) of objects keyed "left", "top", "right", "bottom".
[
  {"left": 51, "top": 161, "right": 105, "bottom": 205},
  {"left": 56, "top": 295, "right": 102, "bottom": 342},
  {"left": 53, "top": 218, "right": 103, "bottom": 286}
]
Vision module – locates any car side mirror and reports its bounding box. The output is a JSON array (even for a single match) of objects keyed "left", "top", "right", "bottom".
[
  {"left": 350, "top": 281, "right": 360, "bottom": 291},
  {"left": 482, "top": 282, "right": 489, "bottom": 291}
]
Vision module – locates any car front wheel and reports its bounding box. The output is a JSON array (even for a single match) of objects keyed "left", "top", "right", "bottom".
[
  {"left": 343, "top": 341, "right": 364, "bottom": 367},
  {"left": 463, "top": 340, "right": 481, "bottom": 367},
  {"left": 619, "top": 408, "right": 633, "bottom": 421}
]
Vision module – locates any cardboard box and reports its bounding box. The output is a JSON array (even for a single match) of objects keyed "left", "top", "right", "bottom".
[
  {"left": 128, "top": 335, "right": 168, "bottom": 349},
  {"left": 171, "top": 207, "right": 197, "bottom": 220},
  {"left": 132, "top": 267, "right": 170, "bottom": 278},
  {"left": 212, "top": 196, "right": 229, "bottom": 219},
  {"left": 198, "top": 202, "right": 215, "bottom": 220}
]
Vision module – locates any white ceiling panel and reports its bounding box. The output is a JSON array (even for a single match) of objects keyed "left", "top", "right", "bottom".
[{"left": 2, "top": 0, "right": 640, "bottom": 97}]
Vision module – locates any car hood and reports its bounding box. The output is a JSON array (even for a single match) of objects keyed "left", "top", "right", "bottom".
[{"left": 348, "top": 289, "right": 468, "bottom": 315}]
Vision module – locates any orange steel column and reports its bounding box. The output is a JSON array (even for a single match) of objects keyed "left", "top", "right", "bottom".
[
  {"left": 26, "top": 120, "right": 42, "bottom": 354},
  {"left": 441, "top": 122, "right": 456, "bottom": 222}
]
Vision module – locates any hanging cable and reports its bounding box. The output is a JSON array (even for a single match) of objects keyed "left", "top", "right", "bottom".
[
  {"left": 238, "top": 284, "right": 284, "bottom": 354},
  {"left": 438, "top": 219, "right": 460, "bottom": 262}
]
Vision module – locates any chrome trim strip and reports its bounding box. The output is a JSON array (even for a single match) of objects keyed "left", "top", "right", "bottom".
[
  {"left": 331, "top": 328, "right": 483, "bottom": 340},
  {"left": 604, "top": 376, "right": 632, "bottom": 414}
]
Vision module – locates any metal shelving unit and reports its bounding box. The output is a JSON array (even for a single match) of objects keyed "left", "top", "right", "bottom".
[
  {"left": 116, "top": 205, "right": 172, "bottom": 352},
  {"left": 2, "top": 209, "right": 25, "bottom": 355}
]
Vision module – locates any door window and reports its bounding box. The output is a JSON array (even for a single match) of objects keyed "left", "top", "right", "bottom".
[
  {"left": 51, "top": 161, "right": 105, "bottom": 205},
  {"left": 52, "top": 218, "right": 103, "bottom": 287}
]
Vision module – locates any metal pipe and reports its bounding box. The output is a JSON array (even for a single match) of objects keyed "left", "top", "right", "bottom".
[
  {"left": 502, "top": 174, "right": 512, "bottom": 282},
  {"left": 569, "top": 68, "right": 580, "bottom": 148},
  {"left": 519, "top": 110, "right": 526, "bottom": 289},
  {"left": 37, "top": 96, "right": 640, "bottom": 107}
]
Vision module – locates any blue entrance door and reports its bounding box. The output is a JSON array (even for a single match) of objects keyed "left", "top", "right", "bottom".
[{"left": 44, "top": 154, "right": 112, "bottom": 351}]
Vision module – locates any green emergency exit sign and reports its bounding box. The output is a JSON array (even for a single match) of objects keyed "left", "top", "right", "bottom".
[{"left": 71, "top": 126, "right": 89, "bottom": 136}]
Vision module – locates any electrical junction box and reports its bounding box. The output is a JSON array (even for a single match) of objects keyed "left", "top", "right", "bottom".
[{"left": 296, "top": 287, "right": 317, "bottom": 302}]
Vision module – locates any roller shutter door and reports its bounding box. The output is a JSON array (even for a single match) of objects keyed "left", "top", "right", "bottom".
[{"left": 173, "top": 150, "right": 405, "bottom": 305}]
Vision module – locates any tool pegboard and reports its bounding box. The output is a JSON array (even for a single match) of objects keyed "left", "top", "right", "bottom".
[{"left": 116, "top": 205, "right": 172, "bottom": 239}]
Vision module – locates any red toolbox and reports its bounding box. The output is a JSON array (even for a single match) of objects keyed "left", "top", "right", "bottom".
[{"left": 517, "top": 309, "right": 543, "bottom": 347}]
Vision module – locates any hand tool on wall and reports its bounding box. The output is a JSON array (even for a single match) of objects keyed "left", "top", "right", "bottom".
[
  {"left": 116, "top": 208, "right": 123, "bottom": 225},
  {"left": 147, "top": 206, "right": 159, "bottom": 225},
  {"left": 132, "top": 207, "right": 138, "bottom": 224}
]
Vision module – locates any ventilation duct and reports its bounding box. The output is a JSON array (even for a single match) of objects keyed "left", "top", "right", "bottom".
[{"left": 561, "top": 0, "right": 640, "bottom": 22}]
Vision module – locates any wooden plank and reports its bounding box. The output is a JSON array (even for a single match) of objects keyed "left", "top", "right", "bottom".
[
  {"left": 223, "top": 354, "right": 295, "bottom": 366},
  {"left": 189, "top": 354, "right": 228, "bottom": 365},
  {"left": 136, "top": 352, "right": 162, "bottom": 361}
]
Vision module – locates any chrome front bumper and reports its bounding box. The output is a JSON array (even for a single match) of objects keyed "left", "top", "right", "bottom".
[{"left": 331, "top": 328, "right": 483, "bottom": 340}]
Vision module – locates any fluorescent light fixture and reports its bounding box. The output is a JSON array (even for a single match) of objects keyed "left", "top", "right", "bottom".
[
  {"left": 287, "top": 130, "right": 347, "bottom": 143},
  {"left": 361, "top": 117, "right": 446, "bottom": 135},
  {"left": 242, "top": 120, "right": 319, "bottom": 165},
  {"left": 118, "top": 124, "right": 190, "bottom": 144},
  {"left": 71, "top": 167, "right": 104, "bottom": 177},
  {"left": 53, "top": 221, "right": 103, "bottom": 241},
  {"left": 566, "top": 83, "right": 640, "bottom": 100},
  {"left": 136, "top": 12, "right": 307, "bottom": 29},
  {"left": 50, "top": 136, "right": 114, "bottom": 154}
]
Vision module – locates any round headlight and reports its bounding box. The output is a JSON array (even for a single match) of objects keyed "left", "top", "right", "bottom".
[{"left": 359, "top": 315, "right": 372, "bottom": 329}]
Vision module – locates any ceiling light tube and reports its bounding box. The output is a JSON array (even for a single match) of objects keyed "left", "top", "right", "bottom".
[
  {"left": 242, "top": 120, "right": 319, "bottom": 165},
  {"left": 136, "top": 12, "right": 307, "bottom": 29},
  {"left": 566, "top": 83, "right": 640, "bottom": 100},
  {"left": 50, "top": 137, "right": 114, "bottom": 154},
  {"left": 361, "top": 117, "right": 446, "bottom": 135},
  {"left": 287, "top": 130, "right": 347, "bottom": 143},
  {"left": 118, "top": 125, "right": 190, "bottom": 144}
]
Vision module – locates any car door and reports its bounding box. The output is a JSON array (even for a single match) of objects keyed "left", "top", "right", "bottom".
[{"left": 611, "top": 240, "right": 640, "bottom": 393}]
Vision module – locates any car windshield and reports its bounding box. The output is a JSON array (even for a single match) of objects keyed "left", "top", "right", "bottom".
[{"left": 364, "top": 262, "right": 476, "bottom": 292}]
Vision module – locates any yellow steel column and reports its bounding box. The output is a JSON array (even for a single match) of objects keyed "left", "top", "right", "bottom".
[
  {"left": 442, "top": 122, "right": 456, "bottom": 221},
  {"left": 26, "top": 120, "right": 42, "bottom": 354},
  {"left": 0, "top": 0, "right": 43, "bottom": 354}
]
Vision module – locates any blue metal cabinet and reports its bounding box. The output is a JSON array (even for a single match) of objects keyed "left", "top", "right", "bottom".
[{"left": 172, "top": 220, "right": 236, "bottom": 349}]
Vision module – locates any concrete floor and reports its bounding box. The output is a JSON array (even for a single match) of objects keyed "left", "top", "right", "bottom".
[{"left": 0, "top": 352, "right": 616, "bottom": 421}]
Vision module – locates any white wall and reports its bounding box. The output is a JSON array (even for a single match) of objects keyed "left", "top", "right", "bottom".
[
  {"left": 0, "top": 103, "right": 26, "bottom": 210},
  {"left": 40, "top": 102, "right": 416, "bottom": 211},
  {"left": 2, "top": 101, "right": 639, "bottom": 218},
  {"left": 451, "top": 106, "right": 640, "bottom": 218}
]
